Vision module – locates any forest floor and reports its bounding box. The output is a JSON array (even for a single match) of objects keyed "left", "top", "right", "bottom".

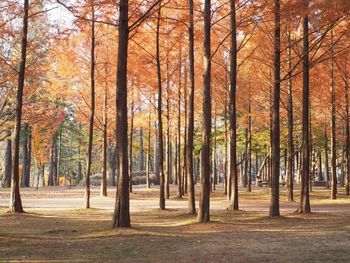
[{"left": 1, "top": 185, "right": 350, "bottom": 262}]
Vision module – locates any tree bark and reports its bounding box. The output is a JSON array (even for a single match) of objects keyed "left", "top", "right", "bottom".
[
  {"left": 198, "top": 0, "right": 211, "bottom": 223},
  {"left": 84, "top": 5, "right": 95, "bottom": 209},
  {"left": 299, "top": 1, "right": 311, "bottom": 213},
  {"left": 4, "top": 138, "right": 12, "bottom": 188},
  {"left": 112, "top": 0, "right": 131, "bottom": 228},
  {"left": 186, "top": 0, "right": 196, "bottom": 214},
  {"left": 10, "top": 0, "right": 29, "bottom": 213},
  {"left": 286, "top": 29, "right": 294, "bottom": 202},
  {"left": 101, "top": 85, "right": 108, "bottom": 196},
  {"left": 129, "top": 88, "right": 134, "bottom": 193},
  {"left": 269, "top": 0, "right": 281, "bottom": 217},
  {"left": 345, "top": 67, "right": 350, "bottom": 195},
  {"left": 156, "top": 1, "right": 165, "bottom": 210},
  {"left": 177, "top": 46, "right": 182, "bottom": 199},
  {"left": 330, "top": 30, "right": 337, "bottom": 200},
  {"left": 229, "top": 0, "right": 238, "bottom": 211},
  {"left": 146, "top": 103, "right": 152, "bottom": 189}
]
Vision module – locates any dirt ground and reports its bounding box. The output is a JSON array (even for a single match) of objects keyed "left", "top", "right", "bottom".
[{"left": 1, "top": 185, "right": 350, "bottom": 262}]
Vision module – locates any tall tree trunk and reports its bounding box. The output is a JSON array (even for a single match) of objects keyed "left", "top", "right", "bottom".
[
  {"left": 146, "top": 103, "right": 152, "bottom": 189},
  {"left": 299, "top": 1, "right": 311, "bottom": 213},
  {"left": 139, "top": 128, "right": 144, "bottom": 171},
  {"left": 165, "top": 53, "right": 170, "bottom": 199},
  {"left": 112, "top": 0, "right": 131, "bottom": 228},
  {"left": 129, "top": 88, "right": 134, "bottom": 193},
  {"left": 84, "top": 5, "right": 95, "bottom": 209},
  {"left": 56, "top": 131, "right": 61, "bottom": 185},
  {"left": 101, "top": 85, "right": 108, "bottom": 196},
  {"left": 177, "top": 46, "right": 183, "bottom": 198},
  {"left": 4, "top": 138, "right": 12, "bottom": 188},
  {"left": 10, "top": 0, "right": 29, "bottom": 213},
  {"left": 183, "top": 64, "right": 188, "bottom": 194},
  {"left": 26, "top": 128, "right": 32, "bottom": 187},
  {"left": 324, "top": 120, "right": 330, "bottom": 189},
  {"left": 286, "top": 29, "right": 294, "bottom": 202},
  {"left": 269, "top": 0, "right": 281, "bottom": 217},
  {"left": 156, "top": 2, "right": 165, "bottom": 210},
  {"left": 229, "top": 0, "right": 238, "bottom": 211},
  {"left": 330, "top": 30, "right": 337, "bottom": 200},
  {"left": 247, "top": 99, "right": 252, "bottom": 193},
  {"left": 21, "top": 124, "right": 29, "bottom": 187},
  {"left": 186, "top": 0, "right": 196, "bottom": 214},
  {"left": 108, "top": 143, "right": 117, "bottom": 186},
  {"left": 345, "top": 68, "right": 350, "bottom": 195},
  {"left": 212, "top": 113, "right": 217, "bottom": 191},
  {"left": 48, "top": 136, "right": 56, "bottom": 186},
  {"left": 224, "top": 91, "right": 228, "bottom": 196},
  {"left": 198, "top": 0, "right": 211, "bottom": 223}
]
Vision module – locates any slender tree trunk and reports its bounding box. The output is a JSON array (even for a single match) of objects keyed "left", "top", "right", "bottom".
[
  {"left": 84, "top": 5, "right": 95, "bottom": 209},
  {"left": 198, "top": 0, "right": 211, "bottom": 223},
  {"left": 48, "top": 137, "right": 56, "bottom": 186},
  {"left": 325, "top": 121, "right": 330, "bottom": 189},
  {"left": 101, "top": 85, "right": 108, "bottom": 197},
  {"left": 112, "top": 0, "right": 131, "bottom": 228},
  {"left": 177, "top": 46, "right": 183, "bottom": 198},
  {"left": 186, "top": 0, "right": 196, "bottom": 214},
  {"left": 299, "top": 1, "right": 311, "bottom": 213},
  {"left": 10, "top": 0, "right": 29, "bottom": 213},
  {"left": 21, "top": 124, "right": 29, "bottom": 187},
  {"left": 286, "top": 30, "right": 294, "bottom": 202},
  {"left": 139, "top": 128, "right": 144, "bottom": 171},
  {"left": 108, "top": 143, "right": 117, "bottom": 186},
  {"left": 229, "top": 0, "right": 238, "bottom": 211},
  {"left": 183, "top": 64, "right": 188, "bottom": 194},
  {"left": 165, "top": 53, "right": 170, "bottom": 199},
  {"left": 269, "top": 0, "right": 281, "bottom": 217},
  {"left": 212, "top": 113, "right": 217, "bottom": 191},
  {"left": 345, "top": 68, "right": 350, "bottom": 195},
  {"left": 129, "top": 89, "right": 134, "bottom": 193},
  {"left": 156, "top": 2, "right": 165, "bottom": 210},
  {"left": 330, "top": 30, "right": 337, "bottom": 200},
  {"left": 146, "top": 103, "right": 152, "bottom": 189},
  {"left": 56, "top": 131, "right": 61, "bottom": 185},
  {"left": 224, "top": 88, "right": 228, "bottom": 196},
  {"left": 247, "top": 100, "right": 252, "bottom": 193},
  {"left": 4, "top": 138, "right": 12, "bottom": 188}
]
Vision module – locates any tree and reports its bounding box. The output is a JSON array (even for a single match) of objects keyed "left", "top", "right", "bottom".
[
  {"left": 269, "top": 0, "right": 281, "bottom": 218},
  {"left": 198, "top": 0, "right": 211, "bottom": 223},
  {"left": 112, "top": 0, "right": 131, "bottom": 228},
  {"left": 9, "top": 0, "right": 29, "bottom": 213}
]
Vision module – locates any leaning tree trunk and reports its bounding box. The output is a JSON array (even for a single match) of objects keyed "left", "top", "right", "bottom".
[
  {"left": 10, "top": 0, "right": 29, "bottom": 213},
  {"left": 186, "top": 0, "right": 196, "bottom": 214},
  {"left": 156, "top": 1, "right": 165, "bottom": 210},
  {"left": 112, "top": 0, "right": 131, "bottom": 228},
  {"left": 198, "top": 0, "right": 211, "bottom": 223},
  {"left": 229, "top": 0, "right": 238, "bottom": 211},
  {"left": 84, "top": 5, "right": 95, "bottom": 209},
  {"left": 299, "top": 1, "right": 311, "bottom": 213}
]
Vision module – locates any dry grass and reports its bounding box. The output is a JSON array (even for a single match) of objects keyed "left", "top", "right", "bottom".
[{"left": 1, "top": 186, "right": 350, "bottom": 262}]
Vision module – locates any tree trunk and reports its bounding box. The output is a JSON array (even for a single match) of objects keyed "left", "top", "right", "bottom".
[
  {"left": 165, "top": 54, "right": 170, "bottom": 199},
  {"left": 108, "top": 143, "right": 117, "bottom": 186},
  {"left": 112, "top": 0, "right": 131, "bottom": 228},
  {"left": 10, "top": 0, "right": 29, "bottom": 213},
  {"left": 330, "top": 30, "right": 337, "bottom": 200},
  {"left": 21, "top": 124, "right": 29, "bottom": 187},
  {"left": 198, "top": 0, "right": 211, "bottom": 223},
  {"left": 186, "top": 0, "right": 196, "bottom": 214},
  {"left": 286, "top": 29, "right": 294, "bottom": 202},
  {"left": 129, "top": 88, "right": 134, "bottom": 193},
  {"left": 139, "top": 128, "right": 144, "bottom": 171},
  {"left": 177, "top": 46, "right": 183, "bottom": 199},
  {"left": 247, "top": 100, "right": 252, "bottom": 193},
  {"left": 156, "top": 2, "right": 165, "bottom": 210},
  {"left": 269, "top": 0, "right": 281, "bottom": 217},
  {"left": 229, "top": 0, "right": 238, "bottom": 211},
  {"left": 48, "top": 136, "right": 56, "bottom": 186},
  {"left": 299, "top": 1, "right": 311, "bottom": 213},
  {"left": 84, "top": 5, "right": 95, "bottom": 209},
  {"left": 325, "top": 121, "right": 330, "bottom": 189},
  {"left": 146, "top": 104, "right": 152, "bottom": 189},
  {"left": 4, "top": 138, "right": 12, "bottom": 188},
  {"left": 101, "top": 86, "right": 108, "bottom": 196},
  {"left": 345, "top": 67, "right": 350, "bottom": 195},
  {"left": 183, "top": 64, "right": 188, "bottom": 194}
]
